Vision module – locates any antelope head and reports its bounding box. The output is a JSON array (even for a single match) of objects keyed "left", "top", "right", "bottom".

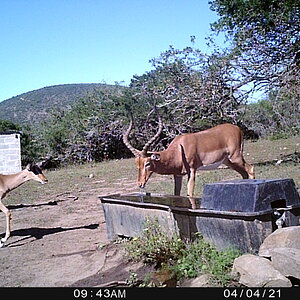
[
  {"left": 25, "top": 163, "right": 48, "bottom": 184},
  {"left": 123, "top": 113, "right": 163, "bottom": 189}
]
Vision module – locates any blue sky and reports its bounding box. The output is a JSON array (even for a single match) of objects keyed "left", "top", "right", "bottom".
[{"left": 0, "top": 0, "right": 221, "bottom": 102}]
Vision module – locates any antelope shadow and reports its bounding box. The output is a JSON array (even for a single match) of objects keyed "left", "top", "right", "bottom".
[
  {"left": 7, "top": 200, "right": 59, "bottom": 210},
  {"left": 3, "top": 223, "right": 99, "bottom": 247}
]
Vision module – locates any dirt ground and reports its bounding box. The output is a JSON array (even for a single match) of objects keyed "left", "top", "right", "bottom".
[{"left": 0, "top": 182, "right": 148, "bottom": 287}]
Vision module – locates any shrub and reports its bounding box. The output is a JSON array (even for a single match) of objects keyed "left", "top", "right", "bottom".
[
  {"left": 175, "top": 233, "right": 240, "bottom": 285},
  {"left": 242, "top": 92, "right": 300, "bottom": 138},
  {"left": 124, "top": 219, "right": 241, "bottom": 286},
  {"left": 124, "top": 218, "right": 185, "bottom": 268},
  {"left": 0, "top": 119, "right": 43, "bottom": 165}
]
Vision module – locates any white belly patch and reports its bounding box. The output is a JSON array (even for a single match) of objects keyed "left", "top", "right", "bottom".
[{"left": 198, "top": 158, "right": 226, "bottom": 171}]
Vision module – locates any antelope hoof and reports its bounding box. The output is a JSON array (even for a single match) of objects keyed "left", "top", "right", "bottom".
[
  {"left": 0, "top": 240, "right": 4, "bottom": 248},
  {"left": 1, "top": 236, "right": 8, "bottom": 243}
]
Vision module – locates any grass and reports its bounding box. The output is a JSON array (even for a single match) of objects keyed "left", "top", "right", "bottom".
[
  {"left": 3, "top": 135, "right": 300, "bottom": 206},
  {"left": 3, "top": 158, "right": 137, "bottom": 205}
]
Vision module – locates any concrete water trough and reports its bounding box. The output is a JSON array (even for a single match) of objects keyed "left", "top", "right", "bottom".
[{"left": 100, "top": 178, "right": 300, "bottom": 253}]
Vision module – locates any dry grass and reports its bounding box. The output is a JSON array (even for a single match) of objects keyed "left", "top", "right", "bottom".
[{"left": 3, "top": 135, "right": 300, "bottom": 205}]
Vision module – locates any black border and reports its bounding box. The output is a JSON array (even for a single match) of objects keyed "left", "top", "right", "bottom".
[{"left": 0, "top": 287, "right": 298, "bottom": 300}]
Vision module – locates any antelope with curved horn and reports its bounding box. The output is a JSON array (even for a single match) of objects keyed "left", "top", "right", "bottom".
[
  {"left": 0, "top": 163, "right": 48, "bottom": 248},
  {"left": 123, "top": 116, "right": 255, "bottom": 200}
]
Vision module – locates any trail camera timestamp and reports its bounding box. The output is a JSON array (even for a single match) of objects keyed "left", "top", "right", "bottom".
[
  {"left": 73, "top": 289, "right": 126, "bottom": 299},
  {"left": 223, "top": 289, "right": 281, "bottom": 299}
]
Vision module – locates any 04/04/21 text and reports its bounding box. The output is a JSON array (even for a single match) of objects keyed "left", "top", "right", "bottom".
[{"left": 223, "top": 289, "right": 281, "bottom": 299}]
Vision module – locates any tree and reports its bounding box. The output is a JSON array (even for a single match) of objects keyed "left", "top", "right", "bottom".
[
  {"left": 129, "top": 46, "right": 246, "bottom": 148},
  {"left": 210, "top": 0, "right": 300, "bottom": 136},
  {"left": 242, "top": 91, "right": 300, "bottom": 138},
  {"left": 0, "top": 120, "right": 21, "bottom": 132},
  {"left": 0, "top": 120, "right": 41, "bottom": 165},
  {"left": 210, "top": 0, "right": 300, "bottom": 93},
  {"left": 39, "top": 90, "right": 133, "bottom": 163}
]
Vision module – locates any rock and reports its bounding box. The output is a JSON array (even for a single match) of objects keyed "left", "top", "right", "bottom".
[
  {"left": 232, "top": 254, "right": 292, "bottom": 287},
  {"left": 180, "top": 274, "right": 211, "bottom": 287},
  {"left": 259, "top": 226, "right": 300, "bottom": 257},
  {"left": 270, "top": 248, "right": 300, "bottom": 280}
]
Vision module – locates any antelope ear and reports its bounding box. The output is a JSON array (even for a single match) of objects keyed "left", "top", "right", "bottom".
[
  {"left": 150, "top": 153, "right": 160, "bottom": 161},
  {"left": 25, "top": 164, "right": 32, "bottom": 170},
  {"left": 36, "top": 160, "right": 48, "bottom": 170}
]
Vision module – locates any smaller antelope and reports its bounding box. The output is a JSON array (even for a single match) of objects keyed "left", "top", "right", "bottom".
[{"left": 0, "top": 163, "right": 48, "bottom": 248}]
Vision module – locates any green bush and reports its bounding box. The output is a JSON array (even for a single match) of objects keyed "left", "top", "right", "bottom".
[
  {"left": 39, "top": 91, "right": 133, "bottom": 163},
  {"left": 242, "top": 92, "right": 300, "bottom": 138},
  {"left": 124, "top": 218, "right": 185, "bottom": 268},
  {"left": 175, "top": 233, "right": 240, "bottom": 285},
  {"left": 175, "top": 233, "right": 214, "bottom": 278},
  {"left": 124, "top": 219, "right": 241, "bottom": 286},
  {"left": 0, "top": 119, "right": 43, "bottom": 165}
]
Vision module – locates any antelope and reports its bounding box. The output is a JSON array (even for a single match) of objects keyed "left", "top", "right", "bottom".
[
  {"left": 123, "top": 117, "right": 255, "bottom": 201},
  {"left": 0, "top": 163, "right": 48, "bottom": 248}
]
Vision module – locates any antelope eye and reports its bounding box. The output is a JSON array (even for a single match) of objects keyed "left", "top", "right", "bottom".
[{"left": 145, "top": 162, "right": 151, "bottom": 168}]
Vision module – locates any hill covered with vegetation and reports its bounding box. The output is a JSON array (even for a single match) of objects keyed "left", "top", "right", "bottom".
[
  {"left": 0, "top": 83, "right": 121, "bottom": 126},
  {"left": 0, "top": 1, "right": 299, "bottom": 166}
]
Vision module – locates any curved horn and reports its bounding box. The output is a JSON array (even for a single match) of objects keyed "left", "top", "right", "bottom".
[
  {"left": 123, "top": 114, "right": 140, "bottom": 157},
  {"left": 141, "top": 113, "right": 163, "bottom": 157}
]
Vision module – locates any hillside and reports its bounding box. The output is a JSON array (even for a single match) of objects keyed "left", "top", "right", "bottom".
[{"left": 0, "top": 83, "right": 121, "bottom": 126}]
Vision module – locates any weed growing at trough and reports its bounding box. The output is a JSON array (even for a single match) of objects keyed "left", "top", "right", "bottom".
[
  {"left": 124, "top": 219, "right": 241, "bottom": 286},
  {"left": 124, "top": 219, "right": 185, "bottom": 267},
  {"left": 175, "top": 233, "right": 241, "bottom": 285}
]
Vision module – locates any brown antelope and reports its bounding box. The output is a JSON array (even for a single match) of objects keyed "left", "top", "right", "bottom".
[
  {"left": 123, "top": 118, "right": 255, "bottom": 200},
  {"left": 0, "top": 163, "right": 48, "bottom": 248}
]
